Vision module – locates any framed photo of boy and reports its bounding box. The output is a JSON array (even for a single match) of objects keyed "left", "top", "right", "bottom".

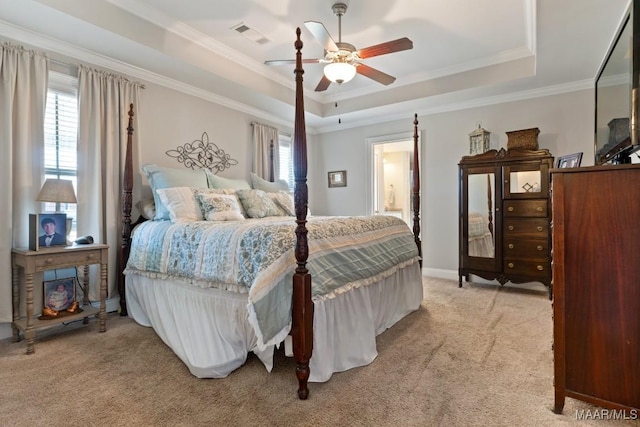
[
  {"left": 43, "top": 277, "right": 76, "bottom": 312},
  {"left": 29, "top": 213, "right": 67, "bottom": 251}
]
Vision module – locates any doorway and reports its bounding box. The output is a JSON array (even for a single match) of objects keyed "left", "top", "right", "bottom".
[{"left": 367, "top": 133, "right": 416, "bottom": 228}]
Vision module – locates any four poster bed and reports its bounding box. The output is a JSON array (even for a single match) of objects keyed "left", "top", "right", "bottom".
[{"left": 118, "top": 28, "right": 423, "bottom": 400}]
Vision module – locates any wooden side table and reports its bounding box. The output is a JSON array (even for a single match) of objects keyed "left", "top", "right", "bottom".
[{"left": 11, "top": 244, "right": 109, "bottom": 354}]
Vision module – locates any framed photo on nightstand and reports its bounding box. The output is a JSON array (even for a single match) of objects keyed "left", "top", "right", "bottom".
[{"left": 29, "top": 213, "right": 67, "bottom": 251}]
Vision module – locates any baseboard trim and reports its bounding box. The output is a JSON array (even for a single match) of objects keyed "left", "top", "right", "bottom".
[{"left": 423, "top": 268, "right": 458, "bottom": 281}]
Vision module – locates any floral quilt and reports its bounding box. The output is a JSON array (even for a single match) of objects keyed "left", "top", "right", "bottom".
[{"left": 124, "top": 215, "right": 421, "bottom": 349}]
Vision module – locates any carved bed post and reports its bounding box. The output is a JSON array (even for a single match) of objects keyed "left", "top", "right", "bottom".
[
  {"left": 268, "top": 139, "right": 275, "bottom": 182},
  {"left": 292, "top": 27, "right": 313, "bottom": 400},
  {"left": 118, "top": 104, "right": 135, "bottom": 316},
  {"left": 412, "top": 114, "right": 422, "bottom": 267}
]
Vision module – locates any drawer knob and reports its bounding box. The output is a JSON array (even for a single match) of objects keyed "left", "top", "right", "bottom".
[
  {"left": 508, "top": 243, "right": 514, "bottom": 249},
  {"left": 537, "top": 226, "right": 543, "bottom": 232},
  {"left": 508, "top": 206, "right": 514, "bottom": 212},
  {"left": 87, "top": 254, "right": 96, "bottom": 260},
  {"left": 537, "top": 245, "right": 543, "bottom": 251},
  {"left": 508, "top": 262, "right": 514, "bottom": 268},
  {"left": 537, "top": 265, "right": 544, "bottom": 271},
  {"left": 508, "top": 225, "right": 514, "bottom": 231},
  {"left": 45, "top": 258, "right": 53, "bottom": 264},
  {"left": 536, "top": 206, "right": 543, "bottom": 212}
]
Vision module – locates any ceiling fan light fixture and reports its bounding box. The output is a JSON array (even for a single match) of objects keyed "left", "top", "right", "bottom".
[{"left": 324, "top": 62, "right": 356, "bottom": 84}]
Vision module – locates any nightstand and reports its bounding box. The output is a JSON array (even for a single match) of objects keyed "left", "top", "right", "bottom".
[{"left": 11, "top": 244, "right": 108, "bottom": 354}]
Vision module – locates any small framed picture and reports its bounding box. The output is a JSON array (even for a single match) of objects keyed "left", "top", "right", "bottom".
[
  {"left": 328, "top": 170, "right": 347, "bottom": 188},
  {"left": 555, "top": 152, "right": 583, "bottom": 168},
  {"left": 29, "top": 213, "right": 67, "bottom": 251},
  {"left": 43, "top": 277, "right": 76, "bottom": 312}
]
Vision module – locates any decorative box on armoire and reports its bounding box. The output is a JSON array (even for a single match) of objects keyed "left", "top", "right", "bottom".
[
  {"left": 458, "top": 148, "right": 554, "bottom": 298},
  {"left": 551, "top": 164, "right": 640, "bottom": 413}
]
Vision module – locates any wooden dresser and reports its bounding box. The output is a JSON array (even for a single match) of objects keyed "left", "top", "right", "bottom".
[
  {"left": 552, "top": 164, "right": 640, "bottom": 413},
  {"left": 459, "top": 148, "right": 554, "bottom": 298}
]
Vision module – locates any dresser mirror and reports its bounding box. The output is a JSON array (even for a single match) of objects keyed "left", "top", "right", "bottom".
[
  {"left": 466, "top": 172, "right": 495, "bottom": 259},
  {"left": 595, "top": 0, "right": 640, "bottom": 164}
]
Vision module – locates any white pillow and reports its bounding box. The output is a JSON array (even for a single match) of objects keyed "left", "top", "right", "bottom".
[
  {"left": 195, "top": 192, "right": 244, "bottom": 221},
  {"left": 135, "top": 197, "right": 156, "bottom": 220},
  {"left": 156, "top": 187, "right": 206, "bottom": 223},
  {"left": 141, "top": 164, "right": 210, "bottom": 221}
]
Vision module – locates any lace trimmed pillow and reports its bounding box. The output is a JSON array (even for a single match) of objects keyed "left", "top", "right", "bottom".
[
  {"left": 156, "top": 187, "right": 228, "bottom": 223},
  {"left": 195, "top": 191, "right": 244, "bottom": 221},
  {"left": 236, "top": 189, "right": 284, "bottom": 218}
]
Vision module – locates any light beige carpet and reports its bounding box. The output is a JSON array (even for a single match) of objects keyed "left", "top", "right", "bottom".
[{"left": 0, "top": 277, "right": 638, "bottom": 427}]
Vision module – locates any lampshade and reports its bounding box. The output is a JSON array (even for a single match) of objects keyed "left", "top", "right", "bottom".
[
  {"left": 36, "top": 179, "right": 77, "bottom": 204},
  {"left": 323, "top": 62, "right": 357, "bottom": 84}
]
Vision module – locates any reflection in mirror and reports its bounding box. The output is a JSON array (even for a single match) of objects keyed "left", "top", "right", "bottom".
[
  {"left": 596, "top": 12, "right": 631, "bottom": 162},
  {"left": 510, "top": 170, "right": 541, "bottom": 193},
  {"left": 468, "top": 173, "right": 495, "bottom": 258}
]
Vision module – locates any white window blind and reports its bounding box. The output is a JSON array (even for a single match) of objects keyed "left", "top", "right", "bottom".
[
  {"left": 279, "top": 134, "right": 294, "bottom": 192},
  {"left": 44, "top": 71, "right": 78, "bottom": 237}
]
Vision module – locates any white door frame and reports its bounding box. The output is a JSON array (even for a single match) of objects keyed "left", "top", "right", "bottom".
[{"left": 365, "top": 131, "right": 422, "bottom": 217}]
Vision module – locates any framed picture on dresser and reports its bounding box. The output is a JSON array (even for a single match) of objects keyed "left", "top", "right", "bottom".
[
  {"left": 555, "top": 152, "right": 583, "bottom": 168},
  {"left": 29, "top": 213, "right": 67, "bottom": 251}
]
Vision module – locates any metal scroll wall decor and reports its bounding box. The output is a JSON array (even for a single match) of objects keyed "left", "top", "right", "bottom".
[{"left": 165, "top": 132, "right": 238, "bottom": 174}]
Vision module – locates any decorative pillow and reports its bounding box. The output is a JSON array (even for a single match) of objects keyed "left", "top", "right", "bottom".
[
  {"left": 135, "top": 197, "right": 156, "bottom": 220},
  {"left": 156, "top": 187, "right": 206, "bottom": 223},
  {"left": 268, "top": 191, "right": 295, "bottom": 216},
  {"left": 207, "top": 174, "right": 251, "bottom": 190},
  {"left": 250, "top": 172, "right": 290, "bottom": 193},
  {"left": 195, "top": 192, "right": 244, "bottom": 221},
  {"left": 236, "top": 189, "right": 283, "bottom": 218},
  {"left": 142, "top": 164, "right": 210, "bottom": 220}
]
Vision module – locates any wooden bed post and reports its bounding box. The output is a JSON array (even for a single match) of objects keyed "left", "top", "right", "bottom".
[
  {"left": 412, "top": 114, "right": 422, "bottom": 267},
  {"left": 292, "top": 27, "right": 313, "bottom": 400},
  {"left": 268, "top": 139, "right": 275, "bottom": 182},
  {"left": 118, "top": 104, "right": 135, "bottom": 317}
]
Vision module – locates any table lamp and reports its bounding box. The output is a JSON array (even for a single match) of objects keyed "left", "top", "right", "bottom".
[{"left": 36, "top": 178, "right": 77, "bottom": 244}]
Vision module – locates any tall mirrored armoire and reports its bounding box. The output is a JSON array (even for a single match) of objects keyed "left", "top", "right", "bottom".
[{"left": 458, "top": 148, "right": 554, "bottom": 298}]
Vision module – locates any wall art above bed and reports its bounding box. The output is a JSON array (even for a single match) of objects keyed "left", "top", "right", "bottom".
[{"left": 165, "top": 132, "right": 238, "bottom": 174}]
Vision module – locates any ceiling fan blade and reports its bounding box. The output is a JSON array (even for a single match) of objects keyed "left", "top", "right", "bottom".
[
  {"left": 264, "top": 59, "right": 322, "bottom": 66},
  {"left": 304, "top": 21, "right": 339, "bottom": 52},
  {"left": 314, "top": 75, "right": 332, "bottom": 92},
  {"left": 356, "top": 64, "right": 396, "bottom": 85},
  {"left": 357, "top": 37, "right": 413, "bottom": 59}
]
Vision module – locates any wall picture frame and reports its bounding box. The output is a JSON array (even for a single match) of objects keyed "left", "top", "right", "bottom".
[
  {"left": 328, "top": 170, "right": 347, "bottom": 188},
  {"left": 43, "top": 277, "right": 76, "bottom": 312},
  {"left": 555, "top": 152, "right": 583, "bottom": 168},
  {"left": 29, "top": 213, "right": 68, "bottom": 251}
]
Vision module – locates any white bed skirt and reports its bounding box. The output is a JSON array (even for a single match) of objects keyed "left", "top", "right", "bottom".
[{"left": 125, "top": 261, "right": 423, "bottom": 382}]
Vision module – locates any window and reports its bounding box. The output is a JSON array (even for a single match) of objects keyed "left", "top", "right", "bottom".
[
  {"left": 279, "top": 133, "right": 294, "bottom": 192},
  {"left": 43, "top": 71, "right": 78, "bottom": 238}
]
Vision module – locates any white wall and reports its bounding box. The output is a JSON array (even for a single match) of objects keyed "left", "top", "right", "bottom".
[{"left": 311, "top": 89, "right": 595, "bottom": 278}]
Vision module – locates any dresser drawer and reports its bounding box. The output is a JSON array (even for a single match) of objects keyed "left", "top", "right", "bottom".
[
  {"left": 503, "top": 199, "right": 548, "bottom": 217},
  {"left": 504, "top": 258, "right": 550, "bottom": 277},
  {"left": 503, "top": 238, "right": 549, "bottom": 259},
  {"left": 504, "top": 218, "right": 549, "bottom": 238}
]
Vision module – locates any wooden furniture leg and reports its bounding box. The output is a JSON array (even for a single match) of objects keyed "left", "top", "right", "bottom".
[
  {"left": 24, "top": 272, "right": 35, "bottom": 355},
  {"left": 12, "top": 265, "right": 20, "bottom": 342}
]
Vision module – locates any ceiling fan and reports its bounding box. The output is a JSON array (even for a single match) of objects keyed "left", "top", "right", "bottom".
[{"left": 264, "top": 2, "right": 413, "bottom": 92}]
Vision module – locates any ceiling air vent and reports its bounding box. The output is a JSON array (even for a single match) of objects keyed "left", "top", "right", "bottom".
[{"left": 232, "top": 23, "right": 269, "bottom": 45}]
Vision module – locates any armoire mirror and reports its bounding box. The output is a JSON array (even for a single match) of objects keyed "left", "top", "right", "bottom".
[{"left": 467, "top": 172, "right": 495, "bottom": 258}]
